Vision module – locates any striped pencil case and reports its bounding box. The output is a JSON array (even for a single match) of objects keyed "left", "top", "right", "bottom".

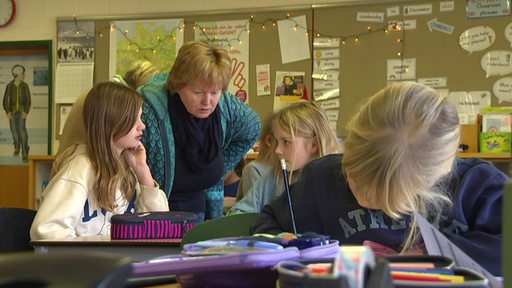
[{"left": 110, "top": 211, "right": 199, "bottom": 239}]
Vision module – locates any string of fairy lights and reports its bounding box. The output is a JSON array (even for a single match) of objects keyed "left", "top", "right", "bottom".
[{"left": 68, "top": 13, "right": 405, "bottom": 59}]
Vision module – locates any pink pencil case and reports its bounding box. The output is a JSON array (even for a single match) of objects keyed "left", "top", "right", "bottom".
[{"left": 110, "top": 211, "right": 199, "bottom": 239}]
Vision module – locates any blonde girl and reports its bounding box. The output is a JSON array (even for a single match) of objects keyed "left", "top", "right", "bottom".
[
  {"left": 252, "top": 82, "right": 506, "bottom": 276},
  {"left": 229, "top": 101, "right": 342, "bottom": 214}
]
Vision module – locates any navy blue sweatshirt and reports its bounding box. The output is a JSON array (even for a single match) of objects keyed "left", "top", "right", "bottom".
[{"left": 251, "top": 154, "right": 507, "bottom": 276}]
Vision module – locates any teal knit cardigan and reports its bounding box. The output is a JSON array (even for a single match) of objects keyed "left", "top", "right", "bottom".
[{"left": 138, "top": 74, "right": 261, "bottom": 220}]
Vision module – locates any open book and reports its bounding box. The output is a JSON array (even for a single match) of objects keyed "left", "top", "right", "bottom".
[{"left": 414, "top": 212, "right": 502, "bottom": 288}]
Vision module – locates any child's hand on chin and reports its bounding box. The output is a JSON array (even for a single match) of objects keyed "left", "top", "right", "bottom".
[{"left": 122, "top": 143, "right": 147, "bottom": 169}]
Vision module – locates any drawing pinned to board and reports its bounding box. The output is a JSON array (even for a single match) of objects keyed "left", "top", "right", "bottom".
[
  {"left": 480, "top": 50, "right": 512, "bottom": 77},
  {"left": 493, "top": 77, "right": 512, "bottom": 103},
  {"left": 196, "top": 19, "right": 250, "bottom": 103},
  {"left": 459, "top": 26, "right": 495, "bottom": 54}
]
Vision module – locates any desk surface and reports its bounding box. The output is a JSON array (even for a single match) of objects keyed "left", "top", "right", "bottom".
[
  {"left": 31, "top": 235, "right": 182, "bottom": 262},
  {"left": 31, "top": 234, "right": 181, "bottom": 246}
]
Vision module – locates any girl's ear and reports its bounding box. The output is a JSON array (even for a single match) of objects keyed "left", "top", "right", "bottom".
[
  {"left": 310, "top": 137, "right": 319, "bottom": 155},
  {"left": 264, "top": 134, "right": 273, "bottom": 147}
]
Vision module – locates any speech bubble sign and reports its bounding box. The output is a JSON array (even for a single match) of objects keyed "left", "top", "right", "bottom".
[
  {"left": 459, "top": 26, "right": 495, "bottom": 53},
  {"left": 494, "top": 77, "right": 512, "bottom": 103},
  {"left": 505, "top": 22, "right": 512, "bottom": 47},
  {"left": 481, "top": 50, "right": 512, "bottom": 77}
]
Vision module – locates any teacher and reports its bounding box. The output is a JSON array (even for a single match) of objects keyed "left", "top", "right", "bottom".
[{"left": 139, "top": 41, "right": 260, "bottom": 221}]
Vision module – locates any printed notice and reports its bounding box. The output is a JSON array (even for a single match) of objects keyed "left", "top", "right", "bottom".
[
  {"left": 387, "top": 58, "right": 416, "bottom": 80},
  {"left": 356, "top": 12, "right": 385, "bottom": 22},
  {"left": 403, "top": 4, "right": 433, "bottom": 16},
  {"left": 256, "top": 64, "right": 271, "bottom": 96}
]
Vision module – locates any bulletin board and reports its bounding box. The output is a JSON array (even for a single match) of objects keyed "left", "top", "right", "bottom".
[
  {"left": 78, "top": 7, "right": 313, "bottom": 125},
  {"left": 60, "top": 0, "right": 512, "bottom": 138}
]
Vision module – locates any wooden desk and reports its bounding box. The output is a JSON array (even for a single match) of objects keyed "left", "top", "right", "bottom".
[{"left": 31, "top": 235, "right": 182, "bottom": 262}]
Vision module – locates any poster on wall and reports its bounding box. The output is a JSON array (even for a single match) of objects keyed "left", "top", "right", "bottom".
[
  {"left": 195, "top": 19, "right": 250, "bottom": 103},
  {"left": 111, "top": 19, "right": 184, "bottom": 78},
  {"left": 0, "top": 41, "right": 52, "bottom": 165}
]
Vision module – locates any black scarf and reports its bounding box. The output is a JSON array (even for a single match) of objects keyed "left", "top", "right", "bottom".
[{"left": 168, "top": 92, "right": 222, "bottom": 171}]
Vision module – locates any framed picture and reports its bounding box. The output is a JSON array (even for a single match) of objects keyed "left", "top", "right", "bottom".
[{"left": 0, "top": 40, "right": 53, "bottom": 165}]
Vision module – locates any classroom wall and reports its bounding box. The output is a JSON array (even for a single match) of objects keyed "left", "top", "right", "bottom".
[
  {"left": 0, "top": 0, "right": 392, "bottom": 153},
  {"left": 2, "top": 0, "right": 509, "bottom": 151}
]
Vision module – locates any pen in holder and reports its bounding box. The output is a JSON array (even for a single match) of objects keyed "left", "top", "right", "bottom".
[{"left": 280, "top": 159, "right": 297, "bottom": 235}]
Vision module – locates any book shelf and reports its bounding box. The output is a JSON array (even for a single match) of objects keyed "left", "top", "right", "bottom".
[{"left": 457, "top": 152, "right": 510, "bottom": 160}]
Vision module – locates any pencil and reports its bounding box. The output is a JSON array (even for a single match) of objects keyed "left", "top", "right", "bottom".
[{"left": 391, "top": 271, "right": 464, "bottom": 282}]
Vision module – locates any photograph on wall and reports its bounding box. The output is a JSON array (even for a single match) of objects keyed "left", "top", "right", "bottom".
[
  {"left": 273, "top": 71, "right": 306, "bottom": 111},
  {"left": 0, "top": 52, "right": 51, "bottom": 165},
  {"left": 57, "top": 20, "right": 95, "bottom": 63},
  {"left": 111, "top": 19, "right": 184, "bottom": 78}
]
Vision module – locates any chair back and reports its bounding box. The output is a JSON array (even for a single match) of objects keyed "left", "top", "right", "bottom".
[
  {"left": 180, "top": 213, "right": 260, "bottom": 248},
  {"left": 0, "top": 207, "right": 36, "bottom": 252}
]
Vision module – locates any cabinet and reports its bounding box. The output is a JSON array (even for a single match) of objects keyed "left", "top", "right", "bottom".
[
  {"left": 0, "top": 156, "right": 54, "bottom": 209},
  {"left": 457, "top": 152, "right": 510, "bottom": 175},
  {"left": 28, "top": 155, "right": 54, "bottom": 209},
  {"left": 0, "top": 164, "right": 29, "bottom": 208}
]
